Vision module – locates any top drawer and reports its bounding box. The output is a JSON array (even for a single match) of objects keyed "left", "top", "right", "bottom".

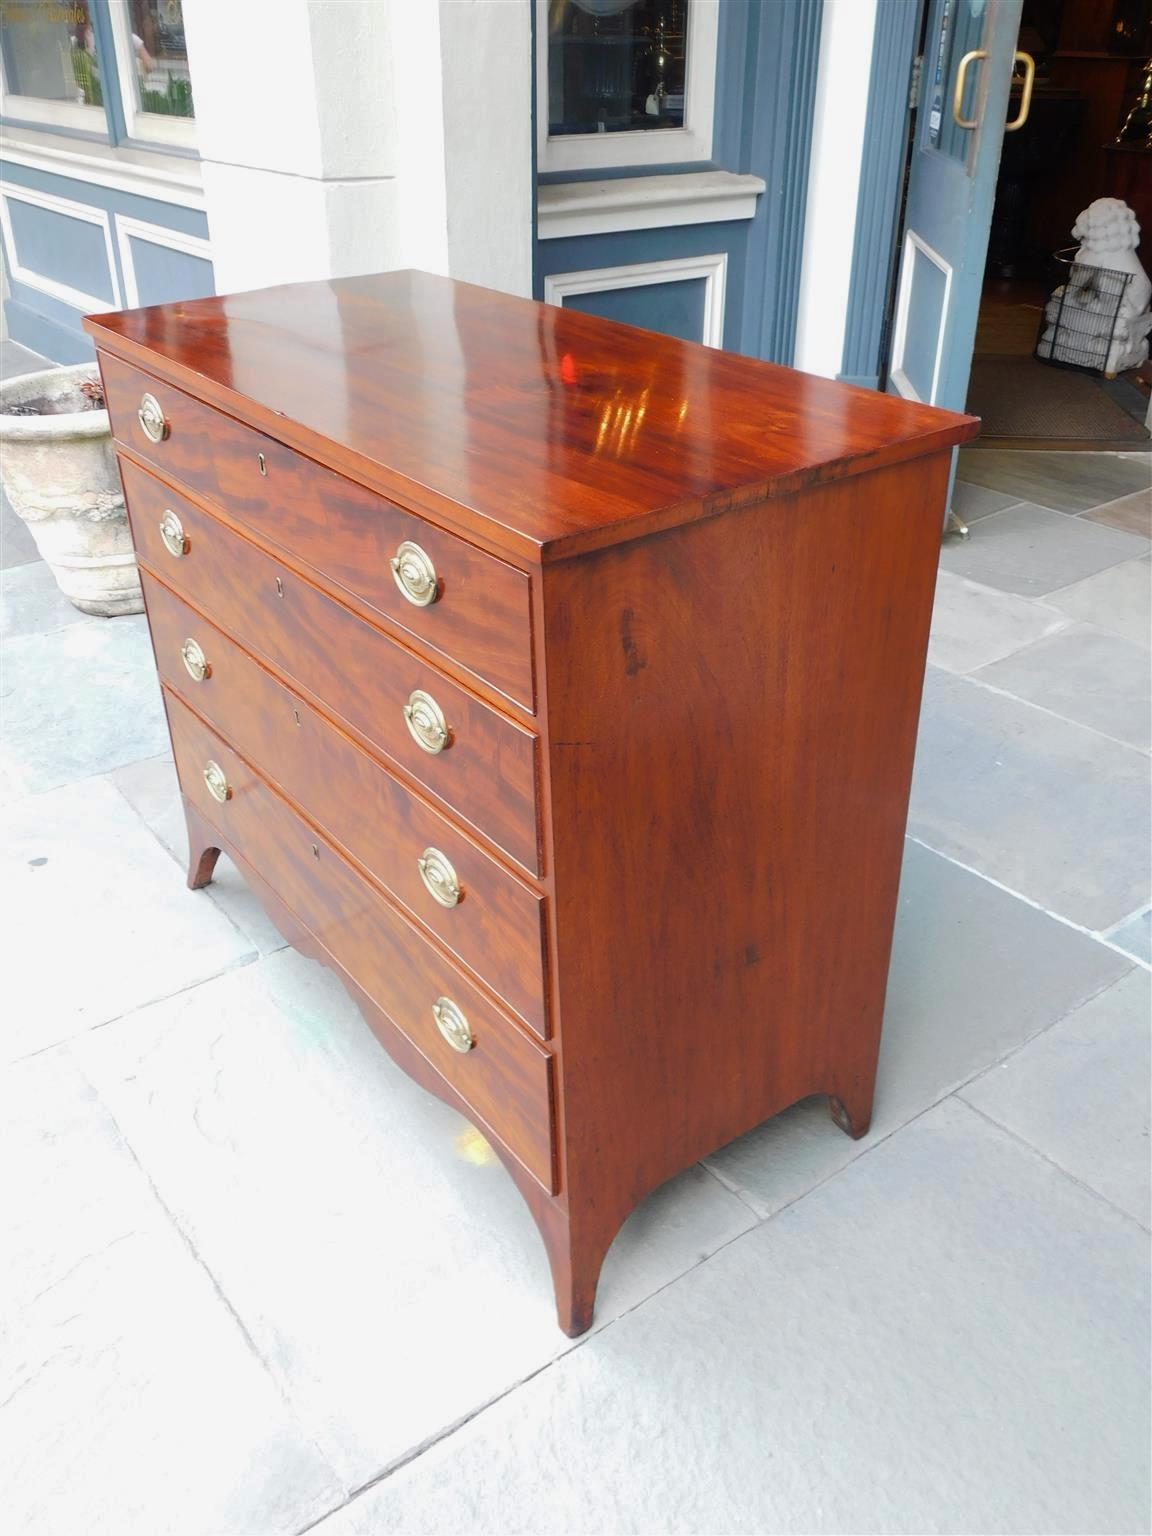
[{"left": 99, "top": 351, "right": 535, "bottom": 711}]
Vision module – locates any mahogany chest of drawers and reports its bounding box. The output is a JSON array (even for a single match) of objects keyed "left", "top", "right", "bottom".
[{"left": 86, "top": 272, "right": 976, "bottom": 1336}]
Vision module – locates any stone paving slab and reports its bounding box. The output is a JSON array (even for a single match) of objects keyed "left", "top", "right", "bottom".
[
  {"left": 910, "top": 667, "right": 1151, "bottom": 932},
  {"left": 928, "top": 569, "right": 1069, "bottom": 674},
  {"left": 1079, "top": 488, "right": 1152, "bottom": 539},
  {"left": 961, "top": 968, "right": 1151, "bottom": 1227},
  {"left": 1045, "top": 554, "right": 1151, "bottom": 648},
  {"left": 74, "top": 947, "right": 757, "bottom": 1489},
  {"left": 1108, "top": 907, "right": 1152, "bottom": 966},
  {"left": 0, "top": 1048, "right": 345, "bottom": 1536},
  {"left": 1, "top": 776, "right": 256, "bottom": 1064},
  {"left": 974, "top": 621, "right": 1152, "bottom": 751},
  {"left": 706, "top": 838, "right": 1132, "bottom": 1215},
  {"left": 0, "top": 616, "right": 169, "bottom": 798},
  {"left": 0, "top": 560, "right": 92, "bottom": 640},
  {"left": 956, "top": 449, "right": 1151, "bottom": 514},
  {"left": 939, "top": 503, "right": 1148, "bottom": 598},
  {"left": 950, "top": 478, "right": 1021, "bottom": 522},
  {"left": 313, "top": 1098, "right": 1152, "bottom": 1536}
]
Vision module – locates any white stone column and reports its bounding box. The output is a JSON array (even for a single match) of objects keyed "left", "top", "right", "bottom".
[
  {"left": 793, "top": 0, "right": 879, "bottom": 378},
  {"left": 183, "top": 0, "right": 532, "bottom": 297}
]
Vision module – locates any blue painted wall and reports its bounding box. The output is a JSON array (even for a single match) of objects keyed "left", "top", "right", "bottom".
[
  {"left": 540, "top": 223, "right": 749, "bottom": 349},
  {"left": 126, "top": 236, "right": 214, "bottom": 307},
  {"left": 840, "top": 0, "right": 921, "bottom": 389},
  {"left": 533, "top": 0, "right": 823, "bottom": 366},
  {"left": 1, "top": 157, "right": 213, "bottom": 359},
  {"left": 6, "top": 198, "right": 117, "bottom": 304},
  {"left": 562, "top": 275, "right": 707, "bottom": 342}
]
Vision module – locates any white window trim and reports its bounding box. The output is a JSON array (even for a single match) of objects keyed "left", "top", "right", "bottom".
[
  {"left": 537, "top": 169, "right": 764, "bottom": 239},
  {"left": 1, "top": 126, "right": 204, "bottom": 208},
  {"left": 888, "top": 230, "right": 953, "bottom": 405},
  {"left": 0, "top": 180, "right": 122, "bottom": 312},
  {"left": 0, "top": 34, "right": 107, "bottom": 137},
  {"left": 536, "top": 0, "right": 719, "bottom": 173},
  {"left": 543, "top": 252, "right": 728, "bottom": 348},
  {"left": 115, "top": 212, "right": 210, "bottom": 306},
  {"left": 108, "top": 0, "right": 196, "bottom": 150}
]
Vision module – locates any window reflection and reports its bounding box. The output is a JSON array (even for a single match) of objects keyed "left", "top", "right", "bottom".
[
  {"left": 1, "top": 0, "right": 101, "bottom": 108},
  {"left": 547, "top": 0, "right": 689, "bottom": 137},
  {"left": 127, "top": 0, "right": 194, "bottom": 119}
]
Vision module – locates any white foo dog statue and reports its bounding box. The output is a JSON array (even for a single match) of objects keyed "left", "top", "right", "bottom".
[{"left": 1038, "top": 197, "right": 1152, "bottom": 375}]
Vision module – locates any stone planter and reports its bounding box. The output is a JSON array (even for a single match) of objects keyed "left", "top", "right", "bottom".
[{"left": 0, "top": 363, "right": 143, "bottom": 616}]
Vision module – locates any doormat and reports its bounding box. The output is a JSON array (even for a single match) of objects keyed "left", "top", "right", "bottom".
[{"left": 966, "top": 355, "right": 1149, "bottom": 442}]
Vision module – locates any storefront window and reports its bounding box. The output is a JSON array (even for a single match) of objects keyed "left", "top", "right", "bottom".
[
  {"left": 122, "top": 0, "right": 192, "bottom": 120},
  {"left": 547, "top": 0, "right": 688, "bottom": 137},
  {"left": 0, "top": 0, "right": 107, "bottom": 130},
  {"left": 1, "top": 0, "right": 196, "bottom": 146}
]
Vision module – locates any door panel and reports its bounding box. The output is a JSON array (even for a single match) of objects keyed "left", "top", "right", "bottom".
[{"left": 888, "top": 0, "right": 1024, "bottom": 412}]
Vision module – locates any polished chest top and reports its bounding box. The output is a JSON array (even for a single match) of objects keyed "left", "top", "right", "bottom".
[{"left": 87, "top": 273, "right": 977, "bottom": 1336}]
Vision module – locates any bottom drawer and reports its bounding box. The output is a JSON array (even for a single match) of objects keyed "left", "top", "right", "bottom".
[{"left": 166, "top": 688, "right": 556, "bottom": 1193}]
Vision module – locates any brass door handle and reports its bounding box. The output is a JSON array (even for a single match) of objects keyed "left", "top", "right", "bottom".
[
  {"left": 391, "top": 541, "right": 440, "bottom": 607},
  {"left": 1005, "top": 51, "right": 1036, "bottom": 132},
  {"left": 181, "top": 638, "right": 211, "bottom": 682},
  {"left": 952, "top": 48, "right": 987, "bottom": 129},
  {"left": 138, "top": 392, "right": 170, "bottom": 443},
  {"left": 432, "top": 996, "right": 474, "bottom": 1053},
  {"left": 418, "top": 847, "right": 462, "bottom": 907},
  {"left": 403, "top": 689, "right": 450, "bottom": 754},
  {"left": 203, "top": 760, "right": 232, "bottom": 803},
  {"left": 159, "top": 509, "right": 188, "bottom": 557}
]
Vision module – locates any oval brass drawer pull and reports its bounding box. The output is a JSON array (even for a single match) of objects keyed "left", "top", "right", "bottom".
[
  {"left": 203, "top": 760, "right": 232, "bottom": 803},
  {"left": 417, "top": 847, "right": 462, "bottom": 908},
  {"left": 159, "top": 509, "right": 188, "bottom": 558},
  {"left": 432, "top": 996, "right": 473, "bottom": 1053},
  {"left": 181, "top": 638, "right": 211, "bottom": 682},
  {"left": 138, "top": 392, "right": 170, "bottom": 443},
  {"left": 403, "top": 689, "right": 449, "bottom": 754},
  {"left": 390, "top": 540, "right": 439, "bottom": 607}
]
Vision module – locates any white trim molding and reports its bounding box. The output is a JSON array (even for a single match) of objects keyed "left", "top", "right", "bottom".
[
  {"left": 888, "top": 229, "right": 953, "bottom": 405},
  {"left": 114, "top": 214, "right": 212, "bottom": 307},
  {"left": 0, "top": 181, "right": 121, "bottom": 313},
  {"left": 543, "top": 252, "right": 728, "bottom": 348},
  {"left": 537, "top": 170, "right": 765, "bottom": 240},
  {"left": 537, "top": 0, "right": 719, "bottom": 173},
  {"left": 107, "top": 0, "right": 198, "bottom": 151},
  {"left": 0, "top": 128, "right": 205, "bottom": 209}
]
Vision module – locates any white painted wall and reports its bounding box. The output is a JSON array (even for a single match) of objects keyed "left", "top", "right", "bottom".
[
  {"left": 183, "top": 0, "right": 532, "bottom": 297},
  {"left": 793, "top": 0, "right": 879, "bottom": 378},
  {"left": 440, "top": 0, "right": 532, "bottom": 295}
]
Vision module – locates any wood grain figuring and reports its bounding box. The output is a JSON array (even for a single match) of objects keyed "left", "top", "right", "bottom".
[
  {"left": 143, "top": 572, "right": 548, "bottom": 1035},
  {"left": 540, "top": 452, "right": 951, "bottom": 1306},
  {"left": 86, "top": 270, "right": 979, "bottom": 565},
  {"left": 167, "top": 691, "right": 555, "bottom": 1192},
  {"left": 100, "top": 352, "right": 535, "bottom": 709},
  {"left": 122, "top": 458, "right": 541, "bottom": 873},
  {"left": 89, "top": 270, "right": 979, "bottom": 1338}
]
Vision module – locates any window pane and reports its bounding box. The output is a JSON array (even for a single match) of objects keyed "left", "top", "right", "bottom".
[
  {"left": 547, "top": 0, "right": 688, "bottom": 138},
  {"left": 1, "top": 0, "right": 103, "bottom": 108},
  {"left": 128, "top": 0, "right": 194, "bottom": 119}
]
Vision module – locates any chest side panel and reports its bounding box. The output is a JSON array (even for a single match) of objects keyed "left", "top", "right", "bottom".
[{"left": 541, "top": 452, "right": 952, "bottom": 1212}]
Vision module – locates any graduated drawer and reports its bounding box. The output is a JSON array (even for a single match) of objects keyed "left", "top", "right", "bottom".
[
  {"left": 166, "top": 690, "right": 556, "bottom": 1193},
  {"left": 123, "top": 458, "right": 541, "bottom": 874},
  {"left": 145, "top": 573, "right": 548, "bottom": 1037},
  {"left": 100, "top": 351, "right": 534, "bottom": 710}
]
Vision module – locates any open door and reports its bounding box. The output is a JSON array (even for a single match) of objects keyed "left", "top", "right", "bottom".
[{"left": 888, "top": 0, "right": 1026, "bottom": 412}]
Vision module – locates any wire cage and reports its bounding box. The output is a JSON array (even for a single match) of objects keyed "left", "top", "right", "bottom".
[{"left": 1035, "top": 248, "right": 1133, "bottom": 376}]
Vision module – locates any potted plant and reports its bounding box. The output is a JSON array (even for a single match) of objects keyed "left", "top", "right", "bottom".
[{"left": 0, "top": 364, "right": 143, "bottom": 616}]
